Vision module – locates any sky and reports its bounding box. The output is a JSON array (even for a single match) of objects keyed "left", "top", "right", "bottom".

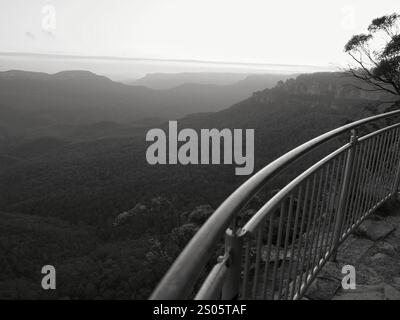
[{"left": 0, "top": 0, "right": 399, "bottom": 68}]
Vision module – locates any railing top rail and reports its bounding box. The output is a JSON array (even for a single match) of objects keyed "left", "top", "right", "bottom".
[
  {"left": 150, "top": 109, "right": 400, "bottom": 300},
  {"left": 242, "top": 143, "right": 350, "bottom": 234},
  {"left": 243, "top": 120, "right": 400, "bottom": 235}
]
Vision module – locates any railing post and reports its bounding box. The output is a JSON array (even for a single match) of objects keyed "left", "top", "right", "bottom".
[
  {"left": 330, "top": 130, "right": 358, "bottom": 261},
  {"left": 221, "top": 218, "right": 243, "bottom": 300}
]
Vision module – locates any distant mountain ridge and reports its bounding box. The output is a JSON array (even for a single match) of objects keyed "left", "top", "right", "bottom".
[
  {"left": 0, "top": 70, "right": 294, "bottom": 143},
  {"left": 129, "top": 72, "right": 293, "bottom": 89},
  {"left": 129, "top": 72, "right": 248, "bottom": 89}
]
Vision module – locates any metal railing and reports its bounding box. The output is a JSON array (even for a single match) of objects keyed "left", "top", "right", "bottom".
[{"left": 150, "top": 110, "right": 400, "bottom": 300}]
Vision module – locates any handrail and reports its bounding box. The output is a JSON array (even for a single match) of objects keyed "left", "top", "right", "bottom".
[
  {"left": 150, "top": 109, "right": 400, "bottom": 300},
  {"left": 194, "top": 255, "right": 229, "bottom": 300},
  {"left": 242, "top": 143, "right": 350, "bottom": 235}
]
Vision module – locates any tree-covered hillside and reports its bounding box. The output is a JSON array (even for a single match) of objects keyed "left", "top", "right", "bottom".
[{"left": 0, "top": 71, "right": 394, "bottom": 299}]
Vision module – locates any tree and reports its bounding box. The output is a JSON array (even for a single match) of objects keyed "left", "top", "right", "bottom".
[{"left": 345, "top": 13, "right": 400, "bottom": 100}]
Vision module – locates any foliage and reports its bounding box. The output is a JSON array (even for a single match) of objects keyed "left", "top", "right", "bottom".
[
  {"left": 345, "top": 13, "right": 400, "bottom": 98},
  {"left": 0, "top": 72, "right": 388, "bottom": 299}
]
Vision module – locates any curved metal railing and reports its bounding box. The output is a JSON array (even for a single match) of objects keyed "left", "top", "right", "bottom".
[{"left": 150, "top": 110, "right": 400, "bottom": 300}]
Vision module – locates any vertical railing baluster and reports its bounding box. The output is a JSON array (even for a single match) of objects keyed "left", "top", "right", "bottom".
[
  {"left": 352, "top": 140, "right": 371, "bottom": 224},
  {"left": 374, "top": 131, "right": 391, "bottom": 201},
  {"left": 385, "top": 128, "right": 400, "bottom": 196},
  {"left": 363, "top": 133, "right": 378, "bottom": 212},
  {"left": 241, "top": 240, "right": 251, "bottom": 299},
  {"left": 381, "top": 129, "right": 393, "bottom": 196},
  {"left": 251, "top": 226, "right": 263, "bottom": 299},
  {"left": 313, "top": 163, "right": 331, "bottom": 268},
  {"left": 378, "top": 129, "right": 396, "bottom": 199},
  {"left": 392, "top": 127, "right": 400, "bottom": 196},
  {"left": 286, "top": 186, "right": 303, "bottom": 299},
  {"left": 362, "top": 135, "right": 379, "bottom": 214},
  {"left": 366, "top": 133, "right": 386, "bottom": 213},
  {"left": 261, "top": 213, "right": 274, "bottom": 299},
  {"left": 356, "top": 137, "right": 377, "bottom": 222},
  {"left": 305, "top": 169, "right": 324, "bottom": 279},
  {"left": 339, "top": 136, "right": 360, "bottom": 237},
  {"left": 297, "top": 173, "right": 318, "bottom": 295},
  {"left": 343, "top": 142, "right": 363, "bottom": 233},
  {"left": 327, "top": 154, "right": 344, "bottom": 253},
  {"left": 277, "top": 194, "right": 294, "bottom": 299},
  {"left": 270, "top": 203, "right": 285, "bottom": 300},
  {"left": 330, "top": 130, "right": 357, "bottom": 261},
  {"left": 291, "top": 179, "right": 310, "bottom": 299},
  {"left": 320, "top": 159, "right": 336, "bottom": 258},
  {"left": 391, "top": 128, "right": 400, "bottom": 192}
]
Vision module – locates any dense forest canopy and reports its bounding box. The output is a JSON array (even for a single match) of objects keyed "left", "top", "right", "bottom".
[{"left": 0, "top": 70, "right": 396, "bottom": 299}]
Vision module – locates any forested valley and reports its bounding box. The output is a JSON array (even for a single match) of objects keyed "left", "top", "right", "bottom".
[{"left": 0, "top": 71, "right": 396, "bottom": 299}]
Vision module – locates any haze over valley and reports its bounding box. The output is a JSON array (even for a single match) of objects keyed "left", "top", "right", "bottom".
[
  {"left": 1, "top": 66, "right": 396, "bottom": 299},
  {"left": 1, "top": 0, "right": 399, "bottom": 301}
]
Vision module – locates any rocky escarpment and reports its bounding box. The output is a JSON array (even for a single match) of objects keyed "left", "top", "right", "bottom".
[{"left": 251, "top": 72, "right": 396, "bottom": 104}]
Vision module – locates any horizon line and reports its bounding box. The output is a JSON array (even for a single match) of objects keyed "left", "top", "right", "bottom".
[{"left": 0, "top": 51, "right": 338, "bottom": 71}]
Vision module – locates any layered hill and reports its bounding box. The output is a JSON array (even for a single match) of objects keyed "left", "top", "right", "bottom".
[
  {"left": 0, "top": 70, "right": 291, "bottom": 145},
  {"left": 129, "top": 72, "right": 292, "bottom": 89},
  {"left": 1, "top": 71, "right": 398, "bottom": 299},
  {"left": 0, "top": 72, "right": 393, "bottom": 224}
]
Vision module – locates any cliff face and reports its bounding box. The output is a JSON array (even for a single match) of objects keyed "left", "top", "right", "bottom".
[{"left": 251, "top": 72, "right": 395, "bottom": 104}]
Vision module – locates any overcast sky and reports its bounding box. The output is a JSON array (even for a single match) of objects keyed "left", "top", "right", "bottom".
[{"left": 0, "top": 0, "right": 399, "bottom": 68}]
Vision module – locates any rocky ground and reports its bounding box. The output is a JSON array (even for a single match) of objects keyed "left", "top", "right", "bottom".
[{"left": 305, "top": 198, "right": 400, "bottom": 300}]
